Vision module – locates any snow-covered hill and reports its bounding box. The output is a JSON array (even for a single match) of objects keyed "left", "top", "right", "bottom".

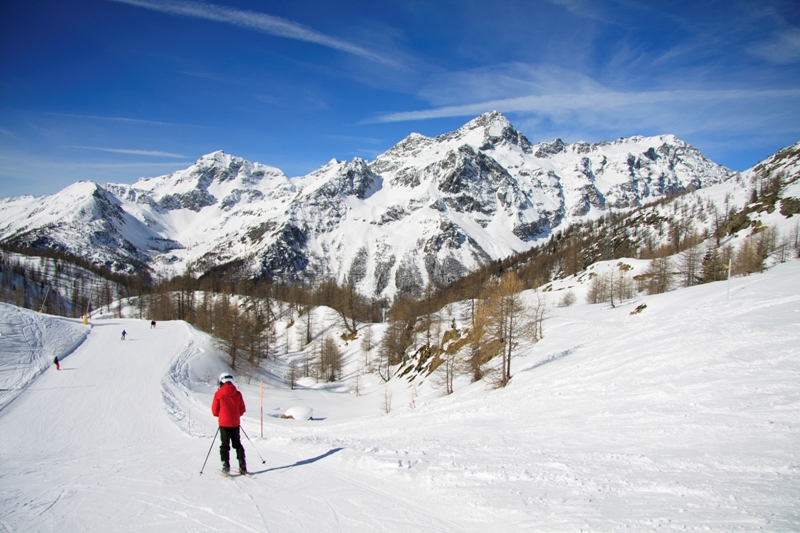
[
  {"left": 0, "top": 113, "right": 737, "bottom": 299},
  {"left": 0, "top": 305, "right": 88, "bottom": 412},
  {"left": 0, "top": 249, "right": 134, "bottom": 318},
  {"left": 1, "top": 258, "right": 798, "bottom": 532}
]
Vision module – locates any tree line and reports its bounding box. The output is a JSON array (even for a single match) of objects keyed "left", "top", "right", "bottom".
[
  {"left": 2, "top": 172, "right": 799, "bottom": 390},
  {"left": 381, "top": 271, "right": 548, "bottom": 391}
]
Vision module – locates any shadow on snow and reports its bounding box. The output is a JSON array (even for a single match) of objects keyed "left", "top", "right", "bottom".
[{"left": 249, "top": 447, "right": 344, "bottom": 475}]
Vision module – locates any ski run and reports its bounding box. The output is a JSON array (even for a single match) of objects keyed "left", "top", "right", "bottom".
[{"left": 1, "top": 260, "right": 799, "bottom": 532}]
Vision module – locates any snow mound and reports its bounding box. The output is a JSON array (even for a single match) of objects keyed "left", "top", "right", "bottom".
[{"left": 282, "top": 406, "right": 313, "bottom": 420}]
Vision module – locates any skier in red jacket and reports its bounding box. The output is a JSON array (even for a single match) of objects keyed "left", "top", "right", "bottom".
[{"left": 211, "top": 373, "right": 247, "bottom": 475}]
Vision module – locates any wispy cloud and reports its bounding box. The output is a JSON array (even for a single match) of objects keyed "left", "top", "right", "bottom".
[
  {"left": 0, "top": 151, "right": 195, "bottom": 197},
  {"left": 368, "top": 62, "right": 800, "bottom": 146},
  {"left": 417, "top": 63, "right": 604, "bottom": 107},
  {"left": 176, "top": 70, "right": 246, "bottom": 84},
  {"left": 373, "top": 88, "right": 800, "bottom": 124},
  {"left": 112, "top": 0, "right": 400, "bottom": 67},
  {"left": 46, "top": 112, "right": 195, "bottom": 127},
  {"left": 73, "top": 161, "right": 194, "bottom": 169},
  {"left": 72, "top": 146, "right": 188, "bottom": 158},
  {"left": 255, "top": 94, "right": 281, "bottom": 106},
  {"left": 748, "top": 28, "right": 800, "bottom": 65},
  {"left": 546, "top": 0, "right": 616, "bottom": 24},
  {"left": 0, "top": 128, "right": 14, "bottom": 137},
  {"left": 326, "top": 135, "right": 384, "bottom": 145}
]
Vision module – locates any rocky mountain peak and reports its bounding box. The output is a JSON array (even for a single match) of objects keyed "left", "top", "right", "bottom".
[
  {"left": 446, "top": 111, "right": 533, "bottom": 152},
  {"left": 194, "top": 150, "right": 229, "bottom": 166},
  {"left": 373, "top": 132, "right": 432, "bottom": 166},
  {"left": 0, "top": 112, "right": 757, "bottom": 300},
  {"left": 533, "top": 138, "right": 567, "bottom": 158},
  {"left": 460, "top": 110, "right": 512, "bottom": 132},
  {"left": 750, "top": 140, "right": 800, "bottom": 179},
  {"left": 304, "top": 157, "right": 380, "bottom": 200}
]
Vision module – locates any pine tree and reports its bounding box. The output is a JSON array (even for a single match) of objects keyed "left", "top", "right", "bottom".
[{"left": 699, "top": 246, "right": 726, "bottom": 283}]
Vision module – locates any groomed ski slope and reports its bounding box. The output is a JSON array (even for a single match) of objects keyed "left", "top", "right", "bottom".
[{"left": 1, "top": 261, "right": 799, "bottom": 532}]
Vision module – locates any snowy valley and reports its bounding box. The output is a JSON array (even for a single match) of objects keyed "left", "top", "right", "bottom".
[{"left": 0, "top": 256, "right": 798, "bottom": 532}]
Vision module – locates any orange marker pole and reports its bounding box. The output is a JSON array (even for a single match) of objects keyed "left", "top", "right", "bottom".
[{"left": 260, "top": 379, "right": 263, "bottom": 438}]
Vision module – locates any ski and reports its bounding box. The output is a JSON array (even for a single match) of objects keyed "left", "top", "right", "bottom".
[{"left": 220, "top": 471, "right": 250, "bottom": 478}]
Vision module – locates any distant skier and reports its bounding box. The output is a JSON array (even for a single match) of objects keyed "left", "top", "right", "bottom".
[
  {"left": 121, "top": 330, "right": 127, "bottom": 340},
  {"left": 150, "top": 320, "right": 156, "bottom": 329},
  {"left": 54, "top": 356, "right": 60, "bottom": 371},
  {"left": 212, "top": 373, "right": 247, "bottom": 475}
]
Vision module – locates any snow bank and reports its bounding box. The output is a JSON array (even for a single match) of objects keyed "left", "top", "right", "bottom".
[
  {"left": 0, "top": 303, "right": 89, "bottom": 412},
  {"left": 1, "top": 261, "right": 798, "bottom": 532},
  {"left": 282, "top": 406, "right": 313, "bottom": 420}
]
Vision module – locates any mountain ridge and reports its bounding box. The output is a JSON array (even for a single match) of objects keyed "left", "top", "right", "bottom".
[{"left": 0, "top": 112, "right": 743, "bottom": 298}]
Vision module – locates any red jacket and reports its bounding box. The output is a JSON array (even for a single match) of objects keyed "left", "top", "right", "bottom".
[{"left": 212, "top": 383, "right": 246, "bottom": 428}]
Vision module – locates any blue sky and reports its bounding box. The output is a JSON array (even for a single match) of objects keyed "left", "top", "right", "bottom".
[{"left": 1, "top": 0, "right": 799, "bottom": 198}]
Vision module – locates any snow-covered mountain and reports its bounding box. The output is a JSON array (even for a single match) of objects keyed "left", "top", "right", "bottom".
[{"left": 0, "top": 112, "right": 736, "bottom": 298}]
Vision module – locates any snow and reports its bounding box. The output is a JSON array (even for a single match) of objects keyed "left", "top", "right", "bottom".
[
  {"left": 1, "top": 261, "right": 799, "bottom": 531},
  {"left": 0, "top": 305, "right": 89, "bottom": 412},
  {"left": 0, "top": 112, "right": 740, "bottom": 299},
  {"left": 282, "top": 406, "right": 314, "bottom": 420}
]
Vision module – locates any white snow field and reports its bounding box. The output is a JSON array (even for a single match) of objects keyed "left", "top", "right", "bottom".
[
  {"left": 1, "top": 261, "right": 799, "bottom": 532},
  {"left": 0, "top": 306, "right": 88, "bottom": 413}
]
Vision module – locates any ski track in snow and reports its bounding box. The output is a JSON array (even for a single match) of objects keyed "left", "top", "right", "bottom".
[
  {"left": 1, "top": 262, "right": 800, "bottom": 531},
  {"left": 0, "top": 305, "right": 88, "bottom": 413}
]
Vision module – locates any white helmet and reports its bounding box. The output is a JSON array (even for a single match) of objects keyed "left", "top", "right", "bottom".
[{"left": 219, "top": 373, "right": 234, "bottom": 384}]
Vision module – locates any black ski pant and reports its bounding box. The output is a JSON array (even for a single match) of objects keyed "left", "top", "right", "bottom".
[{"left": 219, "top": 426, "right": 245, "bottom": 465}]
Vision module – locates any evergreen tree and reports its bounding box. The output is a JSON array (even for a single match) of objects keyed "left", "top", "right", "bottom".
[{"left": 699, "top": 246, "right": 727, "bottom": 283}]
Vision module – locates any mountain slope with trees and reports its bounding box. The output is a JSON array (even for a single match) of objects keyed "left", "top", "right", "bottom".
[{"left": 0, "top": 113, "right": 734, "bottom": 300}]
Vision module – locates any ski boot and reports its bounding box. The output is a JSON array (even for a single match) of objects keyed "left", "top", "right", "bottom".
[
  {"left": 222, "top": 461, "right": 230, "bottom": 475},
  {"left": 238, "top": 460, "right": 248, "bottom": 475}
]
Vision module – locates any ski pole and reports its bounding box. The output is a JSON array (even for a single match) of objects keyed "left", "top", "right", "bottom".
[
  {"left": 240, "top": 426, "right": 266, "bottom": 465},
  {"left": 199, "top": 427, "right": 220, "bottom": 475}
]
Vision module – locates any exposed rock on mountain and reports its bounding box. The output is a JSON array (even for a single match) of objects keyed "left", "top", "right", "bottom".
[{"left": 0, "top": 112, "right": 737, "bottom": 299}]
